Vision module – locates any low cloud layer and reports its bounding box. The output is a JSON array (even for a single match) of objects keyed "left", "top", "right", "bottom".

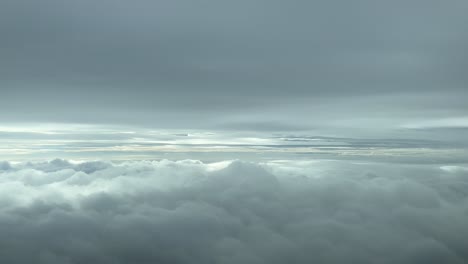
[{"left": 1, "top": 159, "right": 467, "bottom": 263}]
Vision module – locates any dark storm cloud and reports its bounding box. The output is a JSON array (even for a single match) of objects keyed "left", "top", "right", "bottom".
[
  {"left": 1, "top": 159, "right": 468, "bottom": 263},
  {"left": 1, "top": 0, "right": 467, "bottom": 128}
]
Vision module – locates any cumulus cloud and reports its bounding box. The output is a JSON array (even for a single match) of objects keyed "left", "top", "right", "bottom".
[{"left": 0, "top": 159, "right": 467, "bottom": 263}]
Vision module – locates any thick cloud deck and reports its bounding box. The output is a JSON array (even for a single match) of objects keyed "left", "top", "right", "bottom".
[{"left": 0, "top": 159, "right": 467, "bottom": 263}]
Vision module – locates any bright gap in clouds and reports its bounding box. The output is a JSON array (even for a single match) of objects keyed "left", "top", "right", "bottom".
[{"left": 0, "top": 123, "right": 467, "bottom": 163}]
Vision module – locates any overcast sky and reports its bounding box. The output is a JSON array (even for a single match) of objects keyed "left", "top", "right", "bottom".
[
  {"left": 2, "top": 3, "right": 468, "bottom": 263},
  {"left": 1, "top": 0, "right": 468, "bottom": 160}
]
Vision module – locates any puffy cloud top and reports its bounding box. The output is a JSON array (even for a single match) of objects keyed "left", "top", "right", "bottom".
[{"left": 0, "top": 159, "right": 467, "bottom": 263}]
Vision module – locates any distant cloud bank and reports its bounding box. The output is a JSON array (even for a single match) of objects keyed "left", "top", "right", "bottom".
[
  {"left": 1, "top": 124, "right": 467, "bottom": 162},
  {"left": 1, "top": 159, "right": 467, "bottom": 263}
]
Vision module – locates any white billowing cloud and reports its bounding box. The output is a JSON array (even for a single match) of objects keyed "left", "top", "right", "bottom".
[{"left": 0, "top": 159, "right": 468, "bottom": 263}]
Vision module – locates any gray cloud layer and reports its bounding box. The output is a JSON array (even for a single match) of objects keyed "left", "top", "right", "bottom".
[
  {"left": 1, "top": 0, "right": 467, "bottom": 133},
  {"left": 1, "top": 159, "right": 467, "bottom": 263}
]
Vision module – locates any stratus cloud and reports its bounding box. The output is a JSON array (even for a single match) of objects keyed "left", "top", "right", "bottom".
[{"left": 0, "top": 159, "right": 467, "bottom": 263}]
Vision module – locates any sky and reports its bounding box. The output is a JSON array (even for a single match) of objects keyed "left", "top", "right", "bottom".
[
  {"left": 1, "top": 0, "right": 468, "bottom": 161},
  {"left": 1, "top": 1, "right": 468, "bottom": 263}
]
